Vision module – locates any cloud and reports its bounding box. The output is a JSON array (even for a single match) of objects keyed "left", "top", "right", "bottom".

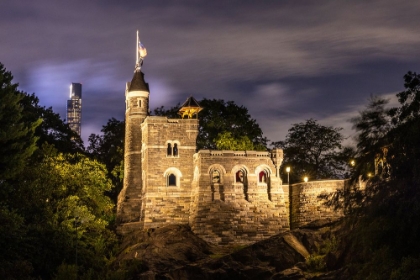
[{"left": 2, "top": 0, "right": 420, "bottom": 147}]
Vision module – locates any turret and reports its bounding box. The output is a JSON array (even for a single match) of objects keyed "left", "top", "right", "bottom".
[{"left": 117, "top": 31, "right": 149, "bottom": 225}]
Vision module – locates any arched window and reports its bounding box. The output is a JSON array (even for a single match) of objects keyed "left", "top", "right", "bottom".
[
  {"left": 166, "top": 141, "right": 180, "bottom": 157},
  {"left": 173, "top": 143, "right": 178, "bottom": 156},
  {"left": 259, "top": 171, "right": 267, "bottom": 183},
  {"left": 232, "top": 166, "right": 249, "bottom": 201},
  {"left": 212, "top": 170, "right": 220, "bottom": 183},
  {"left": 256, "top": 165, "right": 272, "bottom": 201},
  {"left": 236, "top": 170, "right": 245, "bottom": 183},
  {"left": 164, "top": 167, "right": 182, "bottom": 187},
  {"left": 168, "top": 174, "right": 176, "bottom": 186}
]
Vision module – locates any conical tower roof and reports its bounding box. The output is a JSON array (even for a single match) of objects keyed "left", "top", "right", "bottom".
[{"left": 128, "top": 71, "right": 149, "bottom": 92}]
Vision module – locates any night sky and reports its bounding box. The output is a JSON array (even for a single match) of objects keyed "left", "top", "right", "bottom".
[{"left": 2, "top": 1, "right": 420, "bottom": 146}]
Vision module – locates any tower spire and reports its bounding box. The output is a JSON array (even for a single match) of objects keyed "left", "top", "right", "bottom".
[{"left": 135, "top": 30, "right": 147, "bottom": 72}]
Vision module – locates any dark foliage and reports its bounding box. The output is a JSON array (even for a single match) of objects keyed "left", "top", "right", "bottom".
[
  {"left": 0, "top": 63, "right": 117, "bottom": 279},
  {"left": 197, "top": 99, "right": 268, "bottom": 150},
  {"left": 154, "top": 98, "right": 268, "bottom": 150},
  {"left": 272, "top": 119, "right": 351, "bottom": 183},
  {"left": 21, "top": 93, "right": 84, "bottom": 154},
  {"left": 0, "top": 63, "right": 40, "bottom": 180},
  {"left": 329, "top": 72, "right": 420, "bottom": 279},
  {"left": 153, "top": 103, "right": 180, "bottom": 118},
  {"left": 87, "top": 118, "right": 125, "bottom": 202}
]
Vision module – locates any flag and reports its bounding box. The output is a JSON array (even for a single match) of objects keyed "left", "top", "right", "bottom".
[{"left": 139, "top": 41, "right": 147, "bottom": 58}]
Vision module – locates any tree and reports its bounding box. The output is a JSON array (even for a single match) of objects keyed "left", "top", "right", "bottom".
[
  {"left": 21, "top": 93, "right": 84, "bottom": 154},
  {"left": 391, "top": 71, "right": 420, "bottom": 123},
  {"left": 0, "top": 146, "right": 117, "bottom": 279},
  {"left": 350, "top": 95, "right": 393, "bottom": 180},
  {"left": 273, "top": 119, "right": 347, "bottom": 182},
  {"left": 198, "top": 99, "right": 268, "bottom": 150},
  {"left": 153, "top": 104, "right": 180, "bottom": 118},
  {"left": 0, "top": 63, "right": 41, "bottom": 180},
  {"left": 215, "top": 131, "right": 255, "bottom": 151},
  {"left": 154, "top": 98, "right": 268, "bottom": 150},
  {"left": 328, "top": 72, "right": 420, "bottom": 279},
  {"left": 0, "top": 64, "right": 116, "bottom": 279},
  {"left": 87, "top": 118, "right": 125, "bottom": 202}
]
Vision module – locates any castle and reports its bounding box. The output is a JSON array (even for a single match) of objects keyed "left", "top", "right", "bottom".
[{"left": 116, "top": 34, "right": 344, "bottom": 245}]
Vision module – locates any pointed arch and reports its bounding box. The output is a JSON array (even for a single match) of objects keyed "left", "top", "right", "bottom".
[
  {"left": 232, "top": 165, "right": 250, "bottom": 201},
  {"left": 208, "top": 164, "right": 227, "bottom": 184},
  {"left": 255, "top": 164, "right": 272, "bottom": 183},
  {"left": 255, "top": 164, "right": 273, "bottom": 201},
  {"left": 208, "top": 164, "right": 227, "bottom": 201},
  {"left": 231, "top": 165, "right": 249, "bottom": 183}
]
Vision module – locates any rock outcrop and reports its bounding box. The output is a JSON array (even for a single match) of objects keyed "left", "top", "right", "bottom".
[{"left": 116, "top": 219, "right": 348, "bottom": 279}]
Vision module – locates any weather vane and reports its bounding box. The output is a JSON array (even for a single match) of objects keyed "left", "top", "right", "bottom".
[{"left": 136, "top": 30, "right": 147, "bottom": 71}]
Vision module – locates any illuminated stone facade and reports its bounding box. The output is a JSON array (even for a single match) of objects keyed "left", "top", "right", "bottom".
[{"left": 117, "top": 66, "right": 344, "bottom": 245}]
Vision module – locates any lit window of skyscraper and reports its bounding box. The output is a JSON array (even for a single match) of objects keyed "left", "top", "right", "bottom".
[{"left": 67, "top": 83, "right": 82, "bottom": 135}]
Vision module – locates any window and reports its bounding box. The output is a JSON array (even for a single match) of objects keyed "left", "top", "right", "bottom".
[
  {"left": 236, "top": 170, "right": 245, "bottom": 183},
  {"left": 166, "top": 141, "right": 180, "bottom": 157},
  {"left": 164, "top": 167, "right": 182, "bottom": 187},
  {"left": 259, "top": 171, "right": 267, "bottom": 183},
  {"left": 212, "top": 170, "right": 220, "bottom": 183},
  {"left": 173, "top": 143, "right": 178, "bottom": 156},
  {"left": 256, "top": 166, "right": 272, "bottom": 201},
  {"left": 233, "top": 166, "right": 249, "bottom": 201},
  {"left": 168, "top": 174, "right": 176, "bottom": 186}
]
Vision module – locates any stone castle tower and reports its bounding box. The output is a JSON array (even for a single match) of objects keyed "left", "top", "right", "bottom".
[
  {"left": 117, "top": 33, "right": 345, "bottom": 245},
  {"left": 117, "top": 32, "right": 201, "bottom": 229},
  {"left": 117, "top": 31, "right": 150, "bottom": 226},
  {"left": 117, "top": 67, "right": 149, "bottom": 224}
]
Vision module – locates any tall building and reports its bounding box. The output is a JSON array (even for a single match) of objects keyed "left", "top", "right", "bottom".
[{"left": 67, "top": 83, "right": 82, "bottom": 135}]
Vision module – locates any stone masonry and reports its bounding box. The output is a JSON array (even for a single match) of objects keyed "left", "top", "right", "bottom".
[
  {"left": 189, "top": 150, "right": 289, "bottom": 245},
  {"left": 141, "top": 116, "right": 199, "bottom": 229},
  {"left": 290, "top": 180, "right": 346, "bottom": 229},
  {"left": 117, "top": 58, "right": 345, "bottom": 246}
]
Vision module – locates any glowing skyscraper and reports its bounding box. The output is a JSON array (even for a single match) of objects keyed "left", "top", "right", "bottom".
[{"left": 67, "top": 83, "right": 82, "bottom": 135}]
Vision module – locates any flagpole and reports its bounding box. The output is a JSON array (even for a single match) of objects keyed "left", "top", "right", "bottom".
[{"left": 136, "top": 30, "right": 139, "bottom": 66}]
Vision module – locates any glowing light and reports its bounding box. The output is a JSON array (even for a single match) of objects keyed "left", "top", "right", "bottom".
[
  {"left": 285, "top": 166, "right": 291, "bottom": 184},
  {"left": 304, "top": 176, "right": 308, "bottom": 182},
  {"left": 350, "top": 160, "right": 355, "bottom": 166}
]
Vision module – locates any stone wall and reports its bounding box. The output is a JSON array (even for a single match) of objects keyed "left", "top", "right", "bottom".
[
  {"left": 141, "top": 117, "right": 199, "bottom": 229},
  {"left": 116, "top": 85, "right": 149, "bottom": 225},
  {"left": 189, "top": 150, "right": 289, "bottom": 245},
  {"left": 290, "top": 180, "right": 345, "bottom": 229},
  {"left": 118, "top": 110, "right": 347, "bottom": 243}
]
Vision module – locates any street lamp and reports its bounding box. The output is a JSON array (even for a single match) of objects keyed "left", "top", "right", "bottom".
[{"left": 286, "top": 167, "right": 291, "bottom": 184}]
